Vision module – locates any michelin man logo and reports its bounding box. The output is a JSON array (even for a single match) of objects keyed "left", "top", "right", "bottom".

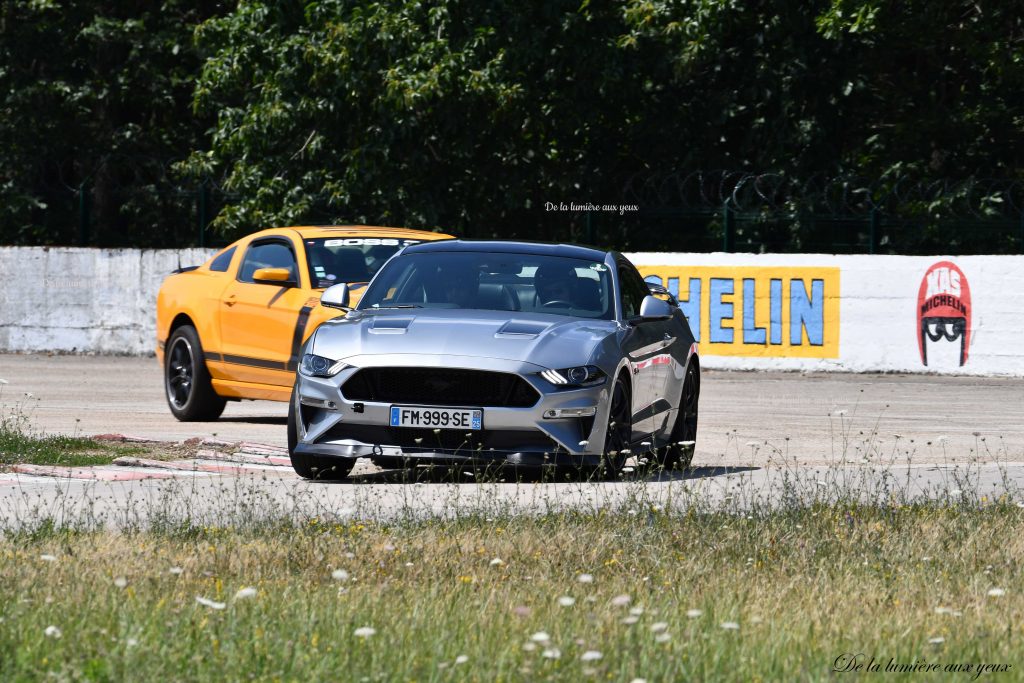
[{"left": 917, "top": 261, "right": 971, "bottom": 367}]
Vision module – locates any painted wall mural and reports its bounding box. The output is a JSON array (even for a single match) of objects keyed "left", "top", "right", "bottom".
[{"left": 639, "top": 267, "right": 841, "bottom": 358}]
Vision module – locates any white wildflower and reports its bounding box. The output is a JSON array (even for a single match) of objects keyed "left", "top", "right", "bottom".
[
  {"left": 650, "top": 622, "right": 668, "bottom": 633},
  {"left": 522, "top": 642, "right": 537, "bottom": 652},
  {"left": 576, "top": 573, "right": 594, "bottom": 584},
  {"left": 541, "top": 648, "right": 561, "bottom": 659},
  {"left": 195, "top": 596, "right": 226, "bottom": 610},
  {"left": 168, "top": 566, "right": 184, "bottom": 575},
  {"left": 39, "top": 554, "right": 57, "bottom": 562},
  {"left": 557, "top": 596, "right": 576, "bottom": 607},
  {"left": 44, "top": 625, "right": 61, "bottom": 639},
  {"left": 621, "top": 616, "right": 639, "bottom": 625},
  {"left": 234, "top": 587, "right": 258, "bottom": 601},
  {"left": 629, "top": 606, "right": 644, "bottom": 616},
  {"left": 655, "top": 633, "right": 671, "bottom": 643},
  {"left": 580, "top": 650, "right": 602, "bottom": 662},
  {"left": 610, "top": 594, "right": 631, "bottom": 607},
  {"left": 113, "top": 577, "right": 128, "bottom": 589},
  {"left": 928, "top": 637, "right": 945, "bottom": 645},
  {"left": 332, "top": 569, "right": 350, "bottom": 581},
  {"left": 353, "top": 627, "right": 376, "bottom": 638},
  {"left": 720, "top": 621, "right": 740, "bottom": 630},
  {"left": 530, "top": 631, "right": 550, "bottom": 643},
  {"left": 987, "top": 588, "right": 1006, "bottom": 597},
  {"left": 489, "top": 558, "right": 504, "bottom": 567},
  {"left": 686, "top": 609, "right": 703, "bottom": 618},
  {"left": 454, "top": 655, "right": 469, "bottom": 664}
]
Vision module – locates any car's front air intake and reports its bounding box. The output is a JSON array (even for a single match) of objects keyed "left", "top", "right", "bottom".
[{"left": 342, "top": 368, "right": 539, "bottom": 408}]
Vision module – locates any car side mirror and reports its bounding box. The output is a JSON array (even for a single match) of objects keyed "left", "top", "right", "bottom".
[
  {"left": 252, "top": 267, "right": 296, "bottom": 286},
  {"left": 646, "top": 282, "right": 678, "bottom": 306},
  {"left": 321, "top": 282, "right": 351, "bottom": 310},
  {"left": 638, "top": 294, "right": 672, "bottom": 322}
]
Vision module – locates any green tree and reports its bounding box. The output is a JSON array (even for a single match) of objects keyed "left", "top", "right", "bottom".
[{"left": 0, "top": 0, "right": 228, "bottom": 246}]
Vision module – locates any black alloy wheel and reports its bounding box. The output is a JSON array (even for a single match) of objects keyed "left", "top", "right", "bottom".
[
  {"left": 164, "top": 325, "right": 226, "bottom": 421},
  {"left": 598, "top": 374, "right": 632, "bottom": 477},
  {"left": 656, "top": 361, "right": 699, "bottom": 470}
]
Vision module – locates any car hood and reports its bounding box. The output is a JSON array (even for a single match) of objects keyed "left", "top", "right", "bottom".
[{"left": 311, "top": 308, "right": 618, "bottom": 369}]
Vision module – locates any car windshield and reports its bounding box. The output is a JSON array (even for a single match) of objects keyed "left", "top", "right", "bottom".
[
  {"left": 303, "top": 237, "right": 425, "bottom": 289},
  {"left": 357, "top": 251, "right": 614, "bottom": 319}
]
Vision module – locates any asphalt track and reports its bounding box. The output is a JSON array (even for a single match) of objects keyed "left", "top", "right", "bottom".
[
  {"left": 2, "top": 354, "right": 1022, "bottom": 466},
  {"left": 1, "top": 354, "right": 1023, "bottom": 525}
]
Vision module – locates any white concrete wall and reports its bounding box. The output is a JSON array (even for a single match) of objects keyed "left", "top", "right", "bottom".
[
  {"left": 628, "top": 252, "right": 1024, "bottom": 376},
  {"left": 0, "top": 247, "right": 215, "bottom": 355},
  {"left": 2, "top": 247, "right": 1022, "bottom": 375}
]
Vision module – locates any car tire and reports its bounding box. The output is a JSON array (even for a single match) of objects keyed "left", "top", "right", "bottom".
[
  {"left": 287, "top": 388, "right": 354, "bottom": 480},
  {"left": 595, "top": 373, "right": 632, "bottom": 478},
  {"left": 164, "top": 325, "right": 227, "bottom": 422},
  {"left": 656, "top": 361, "right": 699, "bottom": 470}
]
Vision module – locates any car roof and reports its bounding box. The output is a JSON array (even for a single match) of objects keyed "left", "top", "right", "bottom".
[
  {"left": 249, "top": 225, "right": 454, "bottom": 240},
  {"left": 403, "top": 239, "right": 609, "bottom": 260}
]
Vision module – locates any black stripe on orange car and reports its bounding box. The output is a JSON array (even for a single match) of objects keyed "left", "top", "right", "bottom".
[
  {"left": 286, "top": 305, "right": 315, "bottom": 372},
  {"left": 207, "top": 352, "right": 287, "bottom": 371},
  {"left": 205, "top": 305, "right": 314, "bottom": 373}
]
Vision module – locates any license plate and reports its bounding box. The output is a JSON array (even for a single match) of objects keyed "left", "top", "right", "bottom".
[{"left": 389, "top": 406, "right": 482, "bottom": 430}]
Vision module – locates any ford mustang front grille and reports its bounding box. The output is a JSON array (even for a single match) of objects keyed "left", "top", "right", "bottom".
[{"left": 342, "top": 368, "right": 540, "bottom": 408}]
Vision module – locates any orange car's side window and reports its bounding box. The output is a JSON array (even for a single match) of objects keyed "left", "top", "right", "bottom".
[{"left": 237, "top": 241, "right": 299, "bottom": 284}]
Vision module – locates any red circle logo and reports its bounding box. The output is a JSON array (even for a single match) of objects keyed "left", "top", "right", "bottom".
[{"left": 917, "top": 261, "right": 971, "bottom": 366}]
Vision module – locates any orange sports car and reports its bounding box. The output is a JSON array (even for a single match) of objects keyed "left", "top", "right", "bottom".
[{"left": 156, "top": 225, "right": 453, "bottom": 420}]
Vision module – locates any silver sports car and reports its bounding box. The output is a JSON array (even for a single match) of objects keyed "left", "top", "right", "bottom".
[{"left": 289, "top": 240, "right": 699, "bottom": 479}]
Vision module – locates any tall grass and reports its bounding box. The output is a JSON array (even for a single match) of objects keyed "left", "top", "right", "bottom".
[{"left": 1, "top": 503, "right": 1021, "bottom": 681}]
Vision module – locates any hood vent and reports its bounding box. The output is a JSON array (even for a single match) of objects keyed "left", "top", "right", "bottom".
[
  {"left": 495, "top": 320, "right": 549, "bottom": 339},
  {"left": 368, "top": 317, "right": 414, "bottom": 334}
]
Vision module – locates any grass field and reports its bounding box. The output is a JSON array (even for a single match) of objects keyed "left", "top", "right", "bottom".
[
  {"left": 0, "top": 393, "right": 199, "bottom": 467},
  {"left": 1, "top": 503, "right": 1020, "bottom": 682}
]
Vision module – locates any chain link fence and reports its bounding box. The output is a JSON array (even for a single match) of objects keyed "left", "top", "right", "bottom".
[{"left": 8, "top": 160, "right": 1024, "bottom": 254}]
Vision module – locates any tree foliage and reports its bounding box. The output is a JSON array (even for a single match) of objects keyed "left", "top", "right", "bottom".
[
  {"left": 0, "top": 0, "right": 228, "bottom": 245},
  {"left": 2, "top": 1, "right": 1023, "bottom": 248},
  {"left": 182, "top": 0, "right": 1024, "bottom": 244}
]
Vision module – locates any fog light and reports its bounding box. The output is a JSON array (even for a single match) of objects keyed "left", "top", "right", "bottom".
[
  {"left": 543, "top": 407, "right": 598, "bottom": 419},
  {"left": 299, "top": 396, "right": 338, "bottom": 410}
]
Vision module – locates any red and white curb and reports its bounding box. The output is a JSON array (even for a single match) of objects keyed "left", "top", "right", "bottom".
[{"left": 1, "top": 437, "right": 295, "bottom": 486}]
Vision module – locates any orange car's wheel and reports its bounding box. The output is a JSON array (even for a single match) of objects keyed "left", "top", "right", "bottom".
[{"left": 164, "top": 325, "right": 226, "bottom": 421}]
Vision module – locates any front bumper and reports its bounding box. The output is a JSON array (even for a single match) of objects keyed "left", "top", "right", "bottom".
[{"left": 294, "top": 355, "right": 612, "bottom": 467}]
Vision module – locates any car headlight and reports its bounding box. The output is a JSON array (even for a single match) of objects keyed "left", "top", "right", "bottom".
[
  {"left": 299, "top": 353, "right": 348, "bottom": 377},
  {"left": 540, "top": 365, "right": 605, "bottom": 387}
]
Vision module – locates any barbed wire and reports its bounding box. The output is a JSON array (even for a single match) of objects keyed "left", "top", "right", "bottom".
[
  {"left": 621, "top": 170, "right": 1024, "bottom": 220},
  {"left": 37, "top": 157, "right": 1024, "bottom": 222},
  {"left": 33, "top": 155, "right": 228, "bottom": 195}
]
